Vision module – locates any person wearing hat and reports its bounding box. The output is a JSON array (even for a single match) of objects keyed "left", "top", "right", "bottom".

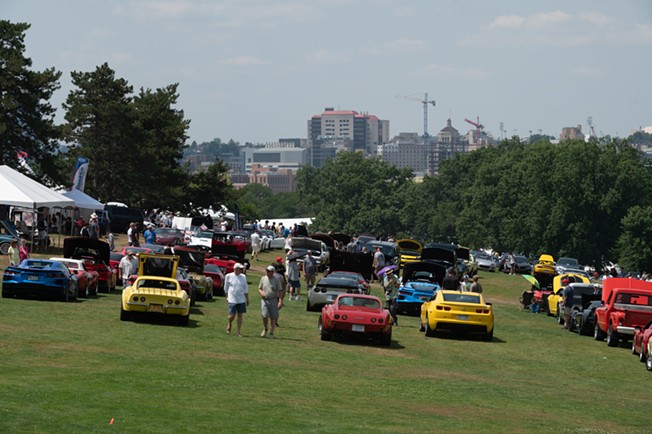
[
  {"left": 88, "top": 213, "right": 100, "bottom": 239},
  {"left": 143, "top": 223, "right": 157, "bottom": 244},
  {"left": 257, "top": 265, "right": 284, "bottom": 338},
  {"left": 382, "top": 267, "right": 400, "bottom": 326},
  {"left": 561, "top": 278, "right": 573, "bottom": 329},
  {"left": 224, "top": 263, "right": 249, "bottom": 337},
  {"left": 119, "top": 252, "right": 138, "bottom": 287}
]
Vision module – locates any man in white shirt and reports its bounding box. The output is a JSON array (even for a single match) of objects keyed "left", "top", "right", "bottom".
[
  {"left": 250, "top": 231, "right": 261, "bottom": 261},
  {"left": 225, "top": 263, "right": 249, "bottom": 337}
]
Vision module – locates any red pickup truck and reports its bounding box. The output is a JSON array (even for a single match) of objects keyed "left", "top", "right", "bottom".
[{"left": 594, "top": 278, "right": 652, "bottom": 347}]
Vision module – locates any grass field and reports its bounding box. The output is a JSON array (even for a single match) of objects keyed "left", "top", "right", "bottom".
[{"left": 1, "top": 240, "right": 650, "bottom": 433}]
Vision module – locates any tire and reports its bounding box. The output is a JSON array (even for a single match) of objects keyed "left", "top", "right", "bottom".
[
  {"left": 1, "top": 289, "right": 10, "bottom": 298},
  {"left": 419, "top": 316, "right": 426, "bottom": 332},
  {"left": 380, "top": 330, "right": 392, "bottom": 346},
  {"left": 424, "top": 315, "right": 436, "bottom": 337},
  {"left": 607, "top": 324, "right": 620, "bottom": 347},
  {"left": 556, "top": 307, "right": 563, "bottom": 324},
  {"left": 483, "top": 327, "right": 494, "bottom": 341},
  {"left": 639, "top": 346, "right": 646, "bottom": 363},
  {"left": 120, "top": 307, "right": 131, "bottom": 321},
  {"left": 647, "top": 354, "right": 652, "bottom": 372},
  {"left": 0, "top": 242, "right": 10, "bottom": 255},
  {"left": 62, "top": 287, "right": 70, "bottom": 302},
  {"left": 318, "top": 316, "right": 331, "bottom": 341},
  {"left": 78, "top": 287, "right": 88, "bottom": 299},
  {"left": 632, "top": 341, "right": 638, "bottom": 355},
  {"left": 594, "top": 322, "right": 606, "bottom": 341}
]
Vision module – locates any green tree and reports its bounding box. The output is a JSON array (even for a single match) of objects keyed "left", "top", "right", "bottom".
[
  {"left": 0, "top": 21, "right": 62, "bottom": 177},
  {"left": 617, "top": 206, "right": 652, "bottom": 273},
  {"left": 186, "top": 160, "right": 234, "bottom": 213}
]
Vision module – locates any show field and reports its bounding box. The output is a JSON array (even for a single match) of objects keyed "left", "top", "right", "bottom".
[{"left": 0, "top": 246, "right": 649, "bottom": 433}]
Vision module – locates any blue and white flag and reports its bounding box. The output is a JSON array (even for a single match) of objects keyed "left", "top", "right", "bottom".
[{"left": 71, "top": 157, "right": 89, "bottom": 191}]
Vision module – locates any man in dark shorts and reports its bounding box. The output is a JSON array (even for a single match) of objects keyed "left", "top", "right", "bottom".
[
  {"left": 225, "top": 263, "right": 249, "bottom": 337},
  {"left": 258, "top": 266, "right": 284, "bottom": 338}
]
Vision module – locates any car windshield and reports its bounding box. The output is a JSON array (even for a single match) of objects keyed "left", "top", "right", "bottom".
[
  {"left": 204, "top": 264, "right": 222, "bottom": 273},
  {"left": 557, "top": 257, "right": 579, "bottom": 267},
  {"left": 614, "top": 293, "right": 652, "bottom": 306},
  {"left": 442, "top": 293, "right": 481, "bottom": 304},
  {"left": 364, "top": 243, "right": 395, "bottom": 256},
  {"left": 136, "top": 279, "right": 177, "bottom": 290},
  {"left": 338, "top": 297, "right": 379, "bottom": 309},
  {"left": 157, "top": 228, "right": 179, "bottom": 236}
]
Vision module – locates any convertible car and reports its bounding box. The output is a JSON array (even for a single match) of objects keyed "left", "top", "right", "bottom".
[
  {"left": 65, "top": 238, "right": 117, "bottom": 292},
  {"left": 396, "top": 261, "right": 443, "bottom": 315},
  {"left": 319, "top": 293, "right": 393, "bottom": 346},
  {"left": 120, "top": 254, "right": 191, "bottom": 325},
  {"left": 50, "top": 257, "right": 99, "bottom": 297},
  {"left": 307, "top": 275, "right": 362, "bottom": 312},
  {"left": 420, "top": 290, "right": 494, "bottom": 341},
  {"left": 2, "top": 259, "right": 78, "bottom": 301}
]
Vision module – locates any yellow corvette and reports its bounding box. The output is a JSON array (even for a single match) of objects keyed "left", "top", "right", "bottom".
[
  {"left": 547, "top": 273, "right": 590, "bottom": 319},
  {"left": 534, "top": 254, "right": 556, "bottom": 275},
  {"left": 419, "top": 290, "right": 494, "bottom": 341},
  {"left": 120, "top": 254, "right": 191, "bottom": 325}
]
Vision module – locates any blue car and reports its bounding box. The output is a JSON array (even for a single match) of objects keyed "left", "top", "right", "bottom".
[
  {"left": 2, "top": 259, "right": 78, "bottom": 301},
  {"left": 396, "top": 261, "right": 445, "bottom": 315}
]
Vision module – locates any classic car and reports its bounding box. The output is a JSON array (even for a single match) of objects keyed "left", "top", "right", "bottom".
[
  {"left": 546, "top": 273, "right": 592, "bottom": 320},
  {"left": 0, "top": 220, "right": 22, "bottom": 255},
  {"left": 319, "top": 293, "right": 393, "bottom": 346},
  {"left": 173, "top": 246, "right": 214, "bottom": 301},
  {"left": 307, "top": 275, "right": 362, "bottom": 312},
  {"left": 555, "top": 282, "right": 601, "bottom": 329},
  {"left": 205, "top": 254, "right": 243, "bottom": 274},
  {"left": 109, "top": 252, "right": 125, "bottom": 284},
  {"left": 594, "top": 278, "right": 652, "bottom": 347},
  {"left": 121, "top": 253, "right": 191, "bottom": 325},
  {"left": 632, "top": 320, "right": 652, "bottom": 363},
  {"left": 327, "top": 249, "right": 374, "bottom": 282},
  {"left": 188, "top": 229, "right": 213, "bottom": 248},
  {"left": 473, "top": 251, "right": 497, "bottom": 273},
  {"left": 291, "top": 237, "right": 330, "bottom": 271},
  {"left": 49, "top": 257, "right": 99, "bottom": 297},
  {"left": 534, "top": 254, "right": 556, "bottom": 275},
  {"left": 362, "top": 240, "right": 401, "bottom": 269},
  {"left": 203, "top": 263, "right": 226, "bottom": 296},
  {"left": 555, "top": 257, "right": 588, "bottom": 276},
  {"left": 258, "top": 229, "right": 278, "bottom": 251},
  {"left": 211, "top": 231, "right": 248, "bottom": 264},
  {"left": 396, "top": 261, "right": 444, "bottom": 315},
  {"left": 397, "top": 239, "right": 422, "bottom": 268},
  {"left": 324, "top": 270, "right": 369, "bottom": 294},
  {"left": 571, "top": 299, "right": 603, "bottom": 336},
  {"left": 420, "top": 290, "right": 494, "bottom": 341},
  {"left": 155, "top": 227, "right": 184, "bottom": 246},
  {"left": 65, "top": 238, "right": 117, "bottom": 292},
  {"left": 2, "top": 259, "right": 78, "bottom": 301}
]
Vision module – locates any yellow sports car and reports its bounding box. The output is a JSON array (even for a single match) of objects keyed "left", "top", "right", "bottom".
[
  {"left": 419, "top": 290, "right": 494, "bottom": 341},
  {"left": 397, "top": 239, "right": 422, "bottom": 268},
  {"left": 120, "top": 254, "right": 191, "bottom": 325},
  {"left": 534, "top": 254, "right": 556, "bottom": 274},
  {"left": 547, "top": 273, "right": 590, "bottom": 319}
]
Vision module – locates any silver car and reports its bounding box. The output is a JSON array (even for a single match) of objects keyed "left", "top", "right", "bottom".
[{"left": 306, "top": 276, "right": 362, "bottom": 311}]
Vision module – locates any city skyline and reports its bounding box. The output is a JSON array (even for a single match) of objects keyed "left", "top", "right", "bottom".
[{"left": 3, "top": 0, "right": 651, "bottom": 144}]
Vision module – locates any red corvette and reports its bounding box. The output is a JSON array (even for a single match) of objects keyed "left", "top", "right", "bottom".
[
  {"left": 64, "top": 238, "right": 117, "bottom": 292},
  {"left": 319, "top": 293, "right": 393, "bottom": 346},
  {"left": 632, "top": 320, "right": 652, "bottom": 363},
  {"left": 203, "top": 263, "right": 225, "bottom": 296},
  {"left": 50, "top": 257, "right": 99, "bottom": 297},
  {"left": 205, "top": 255, "right": 239, "bottom": 274}
]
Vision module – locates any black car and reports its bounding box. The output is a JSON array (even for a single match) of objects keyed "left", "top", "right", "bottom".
[
  {"left": 502, "top": 255, "right": 533, "bottom": 274},
  {"left": 363, "top": 240, "right": 401, "bottom": 268},
  {"left": 570, "top": 290, "right": 603, "bottom": 335}
]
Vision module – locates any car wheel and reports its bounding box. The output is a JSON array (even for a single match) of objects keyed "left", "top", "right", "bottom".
[
  {"left": 483, "top": 327, "right": 494, "bottom": 341},
  {"left": 419, "top": 316, "right": 425, "bottom": 332},
  {"left": 318, "top": 316, "right": 331, "bottom": 341},
  {"left": 120, "top": 307, "right": 131, "bottom": 321},
  {"left": 206, "top": 287, "right": 213, "bottom": 301},
  {"left": 62, "top": 288, "right": 70, "bottom": 302},
  {"left": 424, "top": 315, "right": 436, "bottom": 337},
  {"left": 0, "top": 242, "right": 10, "bottom": 255},
  {"left": 607, "top": 324, "right": 619, "bottom": 347},
  {"left": 647, "top": 354, "right": 652, "bottom": 372},
  {"left": 1, "top": 289, "right": 10, "bottom": 298},
  {"left": 639, "top": 346, "right": 647, "bottom": 363},
  {"left": 556, "top": 306, "right": 563, "bottom": 324},
  {"left": 594, "top": 322, "right": 606, "bottom": 341},
  {"left": 380, "top": 330, "right": 392, "bottom": 346},
  {"left": 632, "top": 341, "right": 638, "bottom": 355}
]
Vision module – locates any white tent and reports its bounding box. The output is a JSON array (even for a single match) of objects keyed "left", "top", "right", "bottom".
[
  {"left": 0, "top": 165, "right": 74, "bottom": 209},
  {"left": 61, "top": 189, "right": 103, "bottom": 210}
]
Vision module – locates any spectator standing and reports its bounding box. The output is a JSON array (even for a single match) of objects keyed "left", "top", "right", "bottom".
[
  {"left": 562, "top": 278, "right": 573, "bottom": 329},
  {"left": 382, "top": 268, "right": 400, "bottom": 326},
  {"left": 80, "top": 223, "right": 90, "bottom": 238},
  {"left": 131, "top": 223, "right": 140, "bottom": 247},
  {"left": 303, "top": 251, "right": 318, "bottom": 290},
  {"left": 119, "top": 252, "right": 138, "bottom": 287},
  {"left": 127, "top": 223, "right": 135, "bottom": 246},
  {"left": 284, "top": 234, "right": 292, "bottom": 253},
  {"left": 107, "top": 231, "right": 115, "bottom": 251},
  {"left": 144, "top": 224, "right": 156, "bottom": 244},
  {"left": 442, "top": 267, "right": 460, "bottom": 291},
  {"left": 250, "top": 231, "right": 261, "bottom": 261},
  {"left": 470, "top": 275, "right": 483, "bottom": 293},
  {"left": 273, "top": 256, "right": 287, "bottom": 304},
  {"left": 89, "top": 213, "right": 100, "bottom": 239},
  {"left": 258, "top": 265, "right": 284, "bottom": 338},
  {"left": 224, "top": 263, "right": 249, "bottom": 337},
  {"left": 8, "top": 239, "right": 20, "bottom": 266},
  {"left": 19, "top": 238, "right": 30, "bottom": 262},
  {"left": 286, "top": 254, "right": 301, "bottom": 301},
  {"left": 508, "top": 253, "right": 516, "bottom": 275},
  {"left": 460, "top": 275, "right": 471, "bottom": 292},
  {"left": 372, "top": 246, "right": 385, "bottom": 282}
]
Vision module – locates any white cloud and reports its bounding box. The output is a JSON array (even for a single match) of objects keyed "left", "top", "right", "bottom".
[
  {"left": 528, "top": 10, "right": 571, "bottom": 27},
  {"left": 579, "top": 12, "right": 614, "bottom": 26},
  {"left": 489, "top": 15, "right": 525, "bottom": 29}
]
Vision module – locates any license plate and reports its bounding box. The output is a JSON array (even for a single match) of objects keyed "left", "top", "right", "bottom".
[
  {"left": 27, "top": 275, "right": 39, "bottom": 281},
  {"left": 457, "top": 315, "right": 468, "bottom": 321},
  {"left": 148, "top": 304, "right": 164, "bottom": 313},
  {"left": 351, "top": 324, "right": 365, "bottom": 332}
]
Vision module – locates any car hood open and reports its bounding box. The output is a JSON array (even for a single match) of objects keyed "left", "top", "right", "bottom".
[
  {"left": 64, "top": 238, "right": 110, "bottom": 263},
  {"left": 173, "top": 246, "right": 206, "bottom": 274},
  {"left": 402, "top": 261, "right": 447, "bottom": 284}
]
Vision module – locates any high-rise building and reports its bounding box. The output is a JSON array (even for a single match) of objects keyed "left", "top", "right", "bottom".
[{"left": 307, "top": 107, "right": 389, "bottom": 167}]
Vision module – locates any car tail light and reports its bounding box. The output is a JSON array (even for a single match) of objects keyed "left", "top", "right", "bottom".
[
  {"left": 175, "top": 300, "right": 180, "bottom": 305},
  {"left": 483, "top": 309, "right": 490, "bottom": 314},
  {"left": 378, "top": 318, "right": 384, "bottom": 323},
  {"left": 334, "top": 314, "right": 340, "bottom": 319},
  {"left": 436, "top": 306, "right": 443, "bottom": 310},
  {"left": 140, "top": 296, "right": 146, "bottom": 302},
  {"left": 133, "top": 296, "right": 139, "bottom": 302},
  {"left": 444, "top": 306, "right": 451, "bottom": 311},
  {"left": 371, "top": 317, "right": 376, "bottom": 323},
  {"left": 342, "top": 315, "right": 347, "bottom": 320},
  {"left": 476, "top": 309, "right": 483, "bottom": 313},
  {"left": 167, "top": 299, "right": 173, "bottom": 305},
  {"left": 4, "top": 270, "right": 18, "bottom": 276}
]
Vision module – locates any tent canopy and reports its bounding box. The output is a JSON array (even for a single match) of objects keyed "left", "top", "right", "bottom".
[
  {"left": 61, "top": 189, "right": 103, "bottom": 210},
  {"left": 0, "top": 165, "right": 74, "bottom": 209}
]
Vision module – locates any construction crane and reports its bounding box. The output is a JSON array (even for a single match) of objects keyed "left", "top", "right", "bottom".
[
  {"left": 464, "top": 116, "right": 484, "bottom": 145},
  {"left": 398, "top": 93, "right": 436, "bottom": 137},
  {"left": 587, "top": 116, "right": 596, "bottom": 137}
]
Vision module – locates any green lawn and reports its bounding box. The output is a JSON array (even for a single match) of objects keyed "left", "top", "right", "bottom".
[{"left": 0, "top": 245, "right": 650, "bottom": 433}]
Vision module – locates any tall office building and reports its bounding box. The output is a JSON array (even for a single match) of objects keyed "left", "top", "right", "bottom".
[{"left": 307, "top": 107, "right": 389, "bottom": 167}]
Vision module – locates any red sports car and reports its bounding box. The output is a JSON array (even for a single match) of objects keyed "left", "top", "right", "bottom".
[
  {"left": 319, "top": 293, "right": 393, "bottom": 346},
  {"left": 155, "top": 227, "right": 184, "bottom": 246},
  {"left": 203, "top": 263, "right": 226, "bottom": 296},
  {"left": 205, "top": 255, "right": 239, "bottom": 274},
  {"left": 633, "top": 320, "right": 652, "bottom": 363},
  {"left": 49, "top": 257, "right": 99, "bottom": 297},
  {"left": 64, "top": 238, "right": 117, "bottom": 292}
]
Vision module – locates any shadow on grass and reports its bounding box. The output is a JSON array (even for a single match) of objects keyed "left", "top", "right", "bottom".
[
  {"left": 424, "top": 331, "right": 505, "bottom": 343},
  {"left": 322, "top": 335, "right": 406, "bottom": 350},
  {"left": 126, "top": 313, "right": 200, "bottom": 328}
]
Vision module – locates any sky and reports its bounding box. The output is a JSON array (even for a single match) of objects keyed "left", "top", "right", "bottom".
[{"left": 3, "top": 0, "right": 652, "bottom": 144}]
